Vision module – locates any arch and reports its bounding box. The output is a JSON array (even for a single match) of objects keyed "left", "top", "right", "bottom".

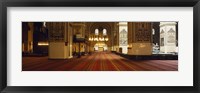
[
  {"left": 94, "top": 42, "right": 108, "bottom": 51},
  {"left": 89, "top": 22, "right": 112, "bottom": 35}
]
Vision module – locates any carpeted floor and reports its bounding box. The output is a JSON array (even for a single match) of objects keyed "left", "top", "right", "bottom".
[{"left": 22, "top": 52, "right": 178, "bottom": 71}]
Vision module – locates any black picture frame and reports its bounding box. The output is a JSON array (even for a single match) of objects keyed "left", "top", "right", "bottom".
[{"left": 0, "top": 0, "right": 199, "bottom": 93}]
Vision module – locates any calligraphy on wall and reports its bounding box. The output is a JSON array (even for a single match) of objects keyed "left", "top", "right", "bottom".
[
  {"left": 134, "top": 23, "right": 152, "bottom": 43},
  {"left": 48, "top": 22, "right": 65, "bottom": 42}
]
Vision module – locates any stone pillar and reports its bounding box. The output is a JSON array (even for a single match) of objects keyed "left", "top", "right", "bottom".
[
  {"left": 22, "top": 22, "right": 34, "bottom": 53},
  {"left": 111, "top": 30, "right": 114, "bottom": 51},
  {"left": 114, "top": 23, "right": 120, "bottom": 52},
  {"left": 159, "top": 22, "right": 177, "bottom": 53},
  {"left": 27, "top": 22, "right": 34, "bottom": 53},
  {"left": 119, "top": 22, "right": 128, "bottom": 54},
  {"left": 128, "top": 22, "right": 152, "bottom": 55},
  {"left": 112, "top": 23, "right": 118, "bottom": 52},
  {"left": 47, "top": 22, "right": 71, "bottom": 59},
  {"left": 22, "top": 22, "right": 28, "bottom": 53},
  {"left": 68, "top": 23, "right": 73, "bottom": 58}
]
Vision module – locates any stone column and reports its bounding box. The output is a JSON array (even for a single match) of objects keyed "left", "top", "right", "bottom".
[
  {"left": 128, "top": 22, "right": 152, "bottom": 55},
  {"left": 114, "top": 23, "right": 120, "bottom": 52},
  {"left": 47, "top": 22, "right": 71, "bottom": 59},
  {"left": 159, "top": 22, "right": 177, "bottom": 53},
  {"left": 27, "top": 22, "right": 34, "bottom": 53},
  {"left": 22, "top": 22, "right": 28, "bottom": 53},
  {"left": 68, "top": 23, "right": 73, "bottom": 58}
]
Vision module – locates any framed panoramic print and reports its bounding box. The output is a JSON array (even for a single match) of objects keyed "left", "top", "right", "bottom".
[{"left": 0, "top": 0, "right": 200, "bottom": 93}]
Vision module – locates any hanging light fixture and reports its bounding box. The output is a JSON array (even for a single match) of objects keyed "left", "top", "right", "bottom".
[
  {"left": 89, "top": 28, "right": 109, "bottom": 42},
  {"left": 105, "top": 36, "right": 108, "bottom": 41}
]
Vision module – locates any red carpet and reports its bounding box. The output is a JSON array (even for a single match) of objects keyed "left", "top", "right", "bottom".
[{"left": 22, "top": 52, "right": 178, "bottom": 71}]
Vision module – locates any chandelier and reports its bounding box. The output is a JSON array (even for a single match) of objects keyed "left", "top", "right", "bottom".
[
  {"left": 89, "top": 35, "right": 108, "bottom": 42},
  {"left": 89, "top": 28, "right": 108, "bottom": 42}
]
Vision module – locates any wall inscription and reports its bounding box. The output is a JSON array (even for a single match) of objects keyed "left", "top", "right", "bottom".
[
  {"left": 48, "top": 22, "right": 65, "bottom": 42},
  {"left": 134, "top": 23, "right": 152, "bottom": 43}
]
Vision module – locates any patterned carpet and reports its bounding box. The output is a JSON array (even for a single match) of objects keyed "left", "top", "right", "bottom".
[{"left": 22, "top": 52, "right": 178, "bottom": 71}]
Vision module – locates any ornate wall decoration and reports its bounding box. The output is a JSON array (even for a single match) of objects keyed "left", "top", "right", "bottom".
[
  {"left": 48, "top": 22, "right": 65, "bottom": 42},
  {"left": 134, "top": 23, "right": 152, "bottom": 43},
  {"left": 167, "top": 28, "right": 175, "bottom": 43},
  {"left": 160, "top": 30, "right": 164, "bottom": 34},
  {"left": 168, "top": 36, "right": 175, "bottom": 43},
  {"left": 119, "top": 29, "right": 127, "bottom": 46}
]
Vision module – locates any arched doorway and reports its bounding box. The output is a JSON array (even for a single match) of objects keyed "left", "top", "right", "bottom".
[
  {"left": 94, "top": 42, "right": 108, "bottom": 52},
  {"left": 87, "top": 22, "right": 112, "bottom": 52}
]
